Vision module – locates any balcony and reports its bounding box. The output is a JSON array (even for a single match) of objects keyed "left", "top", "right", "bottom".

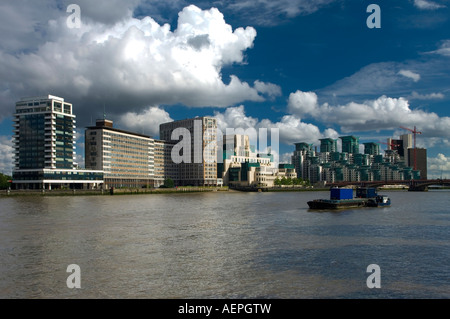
[{"left": 44, "top": 137, "right": 56, "bottom": 143}]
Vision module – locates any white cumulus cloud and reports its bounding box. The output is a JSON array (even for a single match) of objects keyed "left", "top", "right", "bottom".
[
  {"left": 118, "top": 106, "right": 173, "bottom": 137},
  {"left": 428, "top": 153, "right": 450, "bottom": 179},
  {"left": 213, "top": 105, "right": 331, "bottom": 146},
  {"left": 288, "top": 91, "right": 450, "bottom": 138},
  {"left": 288, "top": 90, "right": 319, "bottom": 118},
  {"left": 0, "top": 4, "right": 278, "bottom": 123}
]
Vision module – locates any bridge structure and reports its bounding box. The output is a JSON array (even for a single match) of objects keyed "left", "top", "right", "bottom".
[{"left": 327, "top": 179, "right": 450, "bottom": 191}]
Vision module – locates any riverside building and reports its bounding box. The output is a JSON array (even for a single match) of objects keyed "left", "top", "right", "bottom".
[
  {"left": 12, "top": 95, "right": 103, "bottom": 189},
  {"left": 218, "top": 134, "right": 293, "bottom": 188},
  {"left": 85, "top": 119, "right": 155, "bottom": 189},
  {"left": 153, "top": 139, "right": 178, "bottom": 188},
  {"left": 159, "top": 117, "right": 219, "bottom": 186},
  {"left": 292, "top": 135, "right": 422, "bottom": 184}
]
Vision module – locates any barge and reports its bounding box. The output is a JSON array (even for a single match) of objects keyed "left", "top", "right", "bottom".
[{"left": 307, "top": 187, "right": 391, "bottom": 209}]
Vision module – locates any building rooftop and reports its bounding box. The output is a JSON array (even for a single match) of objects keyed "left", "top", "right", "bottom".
[
  {"left": 19, "top": 95, "right": 65, "bottom": 102},
  {"left": 86, "top": 119, "right": 152, "bottom": 139}
]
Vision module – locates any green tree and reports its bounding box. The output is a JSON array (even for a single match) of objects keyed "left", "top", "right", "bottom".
[
  {"left": 163, "top": 178, "right": 175, "bottom": 188},
  {"left": 280, "top": 177, "right": 287, "bottom": 185},
  {"left": 0, "top": 173, "right": 12, "bottom": 190},
  {"left": 274, "top": 178, "right": 281, "bottom": 186}
]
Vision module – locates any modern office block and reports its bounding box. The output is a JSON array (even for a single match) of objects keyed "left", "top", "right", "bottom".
[
  {"left": 160, "top": 117, "right": 218, "bottom": 186},
  {"left": 13, "top": 95, "right": 76, "bottom": 170},
  {"left": 12, "top": 95, "right": 103, "bottom": 189},
  {"left": 85, "top": 119, "right": 155, "bottom": 189}
]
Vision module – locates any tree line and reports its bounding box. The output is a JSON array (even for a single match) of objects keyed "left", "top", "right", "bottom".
[{"left": 274, "top": 177, "right": 311, "bottom": 186}]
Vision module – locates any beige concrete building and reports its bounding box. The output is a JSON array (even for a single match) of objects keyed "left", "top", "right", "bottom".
[
  {"left": 218, "top": 134, "right": 295, "bottom": 188},
  {"left": 153, "top": 139, "right": 178, "bottom": 187},
  {"left": 85, "top": 119, "right": 154, "bottom": 189}
]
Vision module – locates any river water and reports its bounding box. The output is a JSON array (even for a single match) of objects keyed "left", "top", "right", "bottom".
[{"left": 0, "top": 190, "right": 449, "bottom": 299}]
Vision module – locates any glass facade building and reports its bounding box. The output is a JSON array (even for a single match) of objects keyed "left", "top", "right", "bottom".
[
  {"left": 13, "top": 95, "right": 75, "bottom": 170},
  {"left": 12, "top": 95, "right": 103, "bottom": 189}
]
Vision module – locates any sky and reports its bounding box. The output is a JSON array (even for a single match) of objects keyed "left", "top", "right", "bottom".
[{"left": 0, "top": 0, "right": 449, "bottom": 178}]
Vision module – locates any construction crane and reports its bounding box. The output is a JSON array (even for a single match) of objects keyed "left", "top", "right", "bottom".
[{"left": 400, "top": 126, "right": 422, "bottom": 170}]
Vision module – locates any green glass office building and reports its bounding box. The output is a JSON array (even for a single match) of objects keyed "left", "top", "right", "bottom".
[{"left": 12, "top": 95, "right": 103, "bottom": 189}]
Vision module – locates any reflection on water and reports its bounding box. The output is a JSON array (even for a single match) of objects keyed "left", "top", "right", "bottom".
[{"left": 0, "top": 190, "right": 449, "bottom": 298}]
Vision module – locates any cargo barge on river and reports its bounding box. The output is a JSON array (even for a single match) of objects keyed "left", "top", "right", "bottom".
[{"left": 307, "top": 187, "right": 391, "bottom": 209}]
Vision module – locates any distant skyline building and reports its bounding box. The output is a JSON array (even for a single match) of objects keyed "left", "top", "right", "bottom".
[
  {"left": 340, "top": 136, "right": 360, "bottom": 154},
  {"left": 320, "top": 138, "right": 337, "bottom": 153},
  {"left": 408, "top": 148, "right": 427, "bottom": 179},
  {"left": 12, "top": 95, "right": 103, "bottom": 189},
  {"left": 363, "top": 142, "right": 380, "bottom": 156},
  {"left": 388, "top": 134, "right": 412, "bottom": 166},
  {"left": 292, "top": 142, "right": 314, "bottom": 181},
  {"left": 291, "top": 132, "right": 424, "bottom": 184}
]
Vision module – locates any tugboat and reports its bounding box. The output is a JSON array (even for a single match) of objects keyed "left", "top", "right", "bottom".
[
  {"left": 356, "top": 187, "right": 391, "bottom": 207},
  {"left": 366, "top": 195, "right": 391, "bottom": 207},
  {"left": 307, "top": 187, "right": 391, "bottom": 209}
]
